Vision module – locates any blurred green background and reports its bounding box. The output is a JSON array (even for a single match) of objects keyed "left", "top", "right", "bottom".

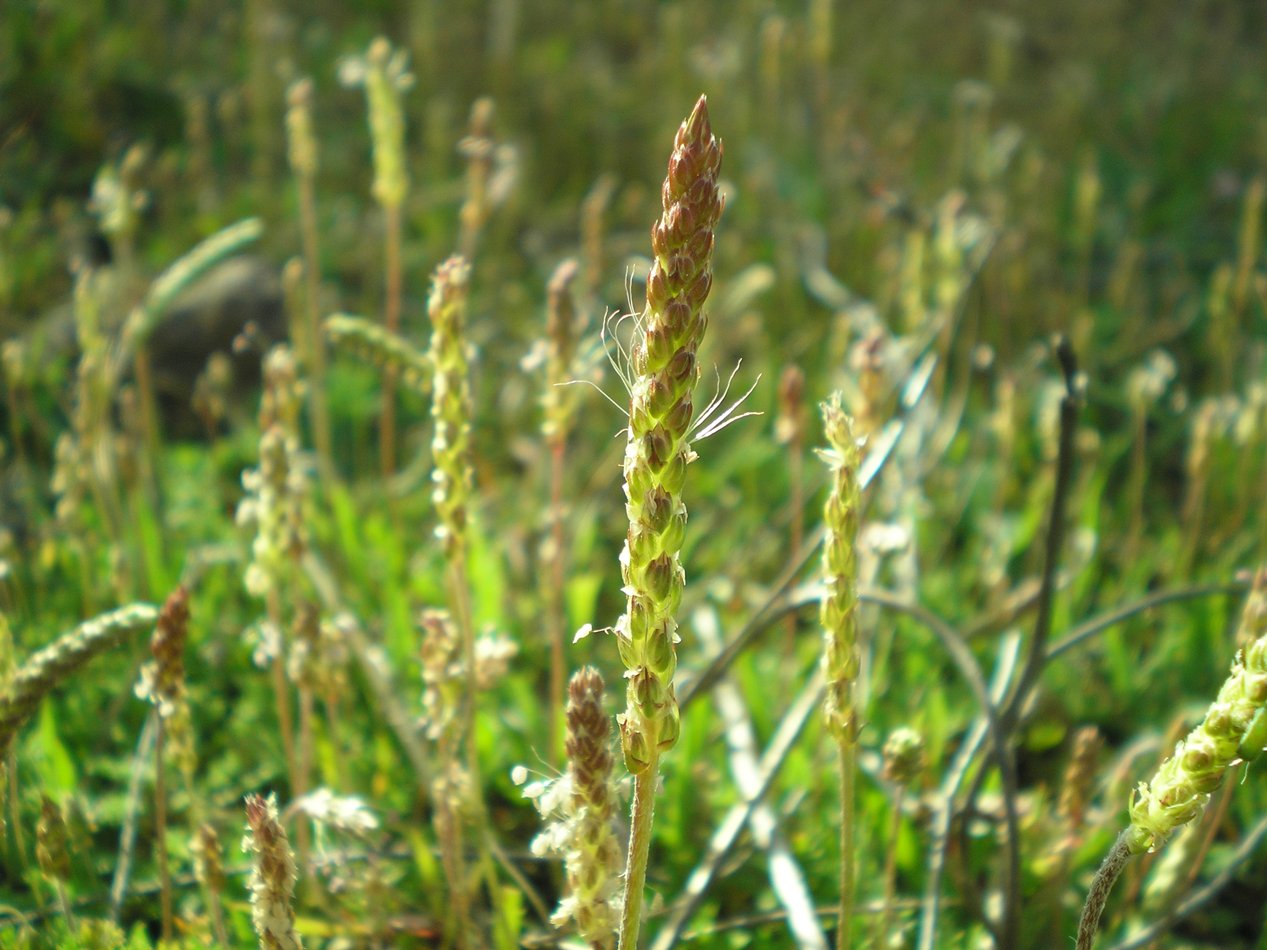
[{"left": 4, "top": 0, "right": 1267, "bottom": 947}]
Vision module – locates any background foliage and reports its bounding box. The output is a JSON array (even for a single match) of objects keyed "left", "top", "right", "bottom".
[{"left": 3, "top": 0, "right": 1267, "bottom": 947}]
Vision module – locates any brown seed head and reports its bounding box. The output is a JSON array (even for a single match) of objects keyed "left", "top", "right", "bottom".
[
  {"left": 143, "top": 586, "right": 190, "bottom": 714},
  {"left": 243, "top": 793, "right": 302, "bottom": 950},
  {"left": 36, "top": 794, "right": 71, "bottom": 883}
]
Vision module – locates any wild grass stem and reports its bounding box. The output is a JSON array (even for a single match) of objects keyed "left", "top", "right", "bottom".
[
  {"left": 419, "top": 607, "right": 474, "bottom": 946},
  {"left": 547, "top": 435, "right": 567, "bottom": 765},
  {"left": 381, "top": 200, "right": 403, "bottom": 481},
  {"left": 193, "top": 823, "right": 230, "bottom": 947},
  {"left": 618, "top": 760, "right": 660, "bottom": 950},
  {"left": 458, "top": 98, "right": 495, "bottom": 263},
  {"left": 286, "top": 78, "right": 334, "bottom": 481},
  {"left": 1076, "top": 568, "right": 1267, "bottom": 948},
  {"left": 876, "top": 783, "right": 903, "bottom": 949},
  {"left": 36, "top": 796, "right": 74, "bottom": 932},
  {"left": 543, "top": 258, "right": 580, "bottom": 765},
  {"left": 614, "top": 94, "right": 722, "bottom": 949},
  {"left": 135, "top": 585, "right": 191, "bottom": 941},
  {"left": 876, "top": 728, "right": 924, "bottom": 949},
  {"left": 154, "top": 716, "right": 172, "bottom": 940},
  {"left": 267, "top": 587, "right": 299, "bottom": 802},
  {"left": 777, "top": 365, "right": 806, "bottom": 650},
  {"left": 344, "top": 37, "right": 412, "bottom": 481},
  {"left": 819, "top": 396, "right": 861, "bottom": 949},
  {"left": 426, "top": 256, "right": 501, "bottom": 935},
  {"left": 836, "top": 746, "right": 855, "bottom": 949}
]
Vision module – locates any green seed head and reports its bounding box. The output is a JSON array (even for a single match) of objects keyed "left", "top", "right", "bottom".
[
  {"left": 615, "top": 96, "right": 722, "bottom": 773},
  {"left": 882, "top": 727, "right": 927, "bottom": 788},
  {"left": 325, "top": 314, "right": 432, "bottom": 398},
  {"left": 1126, "top": 569, "right": 1267, "bottom": 853},
  {"left": 362, "top": 38, "right": 412, "bottom": 209},
  {"left": 135, "top": 586, "right": 191, "bottom": 717},
  {"left": 428, "top": 257, "right": 474, "bottom": 560},
  {"left": 542, "top": 258, "right": 581, "bottom": 441},
  {"left": 819, "top": 394, "right": 862, "bottom": 745},
  {"left": 285, "top": 78, "right": 318, "bottom": 179}
]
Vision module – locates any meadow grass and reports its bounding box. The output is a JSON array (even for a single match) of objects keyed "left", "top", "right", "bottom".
[{"left": 3, "top": 2, "right": 1267, "bottom": 948}]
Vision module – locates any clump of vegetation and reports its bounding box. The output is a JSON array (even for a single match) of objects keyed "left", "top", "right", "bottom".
[{"left": 3, "top": 2, "right": 1267, "bottom": 948}]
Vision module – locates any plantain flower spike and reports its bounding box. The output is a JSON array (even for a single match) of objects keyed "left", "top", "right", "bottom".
[
  {"left": 558, "top": 667, "right": 622, "bottom": 943},
  {"left": 819, "top": 395, "right": 862, "bottom": 746},
  {"left": 1126, "top": 568, "right": 1267, "bottom": 854},
  {"left": 615, "top": 96, "right": 723, "bottom": 773},
  {"left": 427, "top": 257, "right": 474, "bottom": 560},
  {"left": 243, "top": 793, "right": 303, "bottom": 950}
]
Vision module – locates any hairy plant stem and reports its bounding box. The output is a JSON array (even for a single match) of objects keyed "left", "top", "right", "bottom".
[
  {"left": 784, "top": 441, "right": 804, "bottom": 649},
  {"left": 289, "top": 96, "right": 333, "bottom": 481},
  {"left": 1077, "top": 832, "right": 1132, "bottom": 950},
  {"left": 449, "top": 559, "right": 499, "bottom": 926},
  {"left": 155, "top": 715, "right": 172, "bottom": 942},
  {"left": 619, "top": 754, "right": 661, "bottom": 950},
  {"left": 837, "top": 739, "right": 855, "bottom": 950},
  {"left": 132, "top": 345, "right": 165, "bottom": 553},
  {"left": 876, "top": 787, "right": 905, "bottom": 950},
  {"left": 449, "top": 559, "right": 479, "bottom": 790},
  {"left": 54, "top": 880, "right": 75, "bottom": 933},
  {"left": 207, "top": 887, "right": 229, "bottom": 946},
  {"left": 380, "top": 202, "right": 403, "bottom": 481},
  {"left": 323, "top": 690, "right": 345, "bottom": 790},
  {"left": 436, "top": 723, "right": 472, "bottom": 949},
  {"left": 267, "top": 588, "right": 298, "bottom": 799},
  {"left": 548, "top": 433, "right": 567, "bottom": 765},
  {"left": 296, "top": 680, "right": 315, "bottom": 888},
  {"left": 299, "top": 212, "right": 332, "bottom": 479}
]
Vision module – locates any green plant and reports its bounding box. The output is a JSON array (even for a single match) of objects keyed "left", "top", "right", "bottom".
[
  {"left": 1077, "top": 569, "right": 1267, "bottom": 949},
  {"left": 243, "top": 793, "right": 302, "bottom": 950},
  {"left": 819, "top": 394, "right": 862, "bottom": 949},
  {"left": 610, "top": 94, "right": 722, "bottom": 949}
]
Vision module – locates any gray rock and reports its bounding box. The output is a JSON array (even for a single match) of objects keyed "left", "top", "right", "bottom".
[{"left": 19, "top": 255, "right": 285, "bottom": 436}]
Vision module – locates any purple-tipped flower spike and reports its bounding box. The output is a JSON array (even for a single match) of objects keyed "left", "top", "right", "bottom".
[{"left": 615, "top": 96, "right": 723, "bottom": 774}]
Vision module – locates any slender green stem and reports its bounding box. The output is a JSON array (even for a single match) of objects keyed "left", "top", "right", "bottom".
[
  {"left": 323, "top": 690, "right": 345, "bottom": 789},
  {"left": 449, "top": 559, "right": 499, "bottom": 927},
  {"left": 207, "top": 885, "right": 229, "bottom": 947},
  {"left": 547, "top": 433, "right": 567, "bottom": 766},
  {"left": 837, "top": 739, "right": 855, "bottom": 950},
  {"left": 55, "top": 880, "right": 75, "bottom": 933},
  {"left": 436, "top": 727, "right": 472, "bottom": 949},
  {"left": 876, "top": 788, "right": 904, "bottom": 950},
  {"left": 618, "top": 754, "right": 660, "bottom": 950},
  {"left": 266, "top": 589, "right": 297, "bottom": 795},
  {"left": 296, "top": 172, "right": 332, "bottom": 483},
  {"left": 1077, "top": 832, "right": 1133, "bottom": 950},
  {"left": 380, "top": 202, "right": 403, "bottom": 480},
  {"left": 155, "top": 716, "right": 172, "bottom": 942},
  {"left": 450, "top": 557, "right": 480, "bottom": 806},
  {"left": 132, "top": 345, "right": 165, "bottom": 563},
  {"left": 296, "top": 681, "right": 314, "bottom": 883},
  {"left": 783, "top": 429, "right": 804, "bottom": 650}
]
